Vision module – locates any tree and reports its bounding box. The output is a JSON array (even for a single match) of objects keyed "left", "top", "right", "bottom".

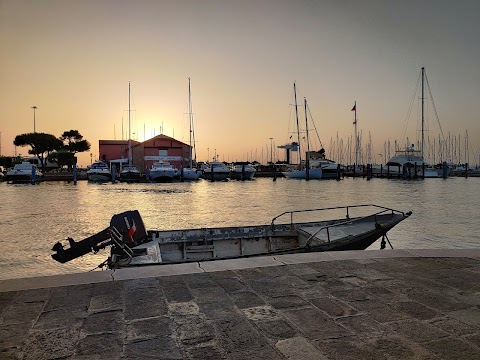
[
  {"left": 48, "top": 150, "right": 75, "bottom": 169},
  {"left": 60, "top": 130, "right": 91, "bottom": 154},
  {"left": 13, "top": 133, "right": 63, "bottom": 172}
]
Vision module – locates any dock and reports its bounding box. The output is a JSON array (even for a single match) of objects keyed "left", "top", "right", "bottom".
[{"left": 1, "top": 249, "right": 480, "bottom": 359}]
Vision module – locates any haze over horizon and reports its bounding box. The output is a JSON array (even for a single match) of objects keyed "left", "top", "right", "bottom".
[{"left": 1, "top": 0, "right": 479, "bottom": 167}]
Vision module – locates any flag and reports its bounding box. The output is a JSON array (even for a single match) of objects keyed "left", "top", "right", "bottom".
[
  {"left": 351, "top": 104, "right": 356, "bottom": 111},
  {"left": 128, "top": 219, "right": 137, "bottom": 243},
  {"left": 289, "top": 135, "right": 292, "bottom": 139}
]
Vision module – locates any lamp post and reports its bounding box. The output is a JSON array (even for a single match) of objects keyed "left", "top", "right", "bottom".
[
  {"left": 207, "top": 148, "right": 209, "bottom": 162},
  {"left": 31, "top": 106, "right": 38, "bottom": 133},
  {"left": 269, "top": 137, "right": 273, "bottom": 164},
  {"left": 214, "top": 148, "right": 217, "bottom": 162},
  {"left": 90, "top": 153, "right": 93, "bottom": 166}
]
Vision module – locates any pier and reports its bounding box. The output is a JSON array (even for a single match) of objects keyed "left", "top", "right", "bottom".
[{"left": 1, "top": 249, "right": 480, "bottom": 359}]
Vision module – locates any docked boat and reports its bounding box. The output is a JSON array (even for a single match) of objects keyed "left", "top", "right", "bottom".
[
  {"left": 282, "top": 84, "right": 323, "bottom": 180},
  {"left": 87, "top": 161, "right": 112, "bottom": 183},
  {"left": 283, "top": 166, "right": 323, "bottom": 179},
  {"left": 181, "top": 167, "right": 202, "bottom": 181},
  {"left": 230, "top": 163, "right": 256, "bottom": 180},
  {"left": 51, "top": 204, "right": 411, "bottom": 269},
  {"left": 385, "top": 146, "right": 450, "bottom": 178},
  {"left": 5, "top": 161, "right": 43, "bottom": 183},
  {"left": 386, "top": 67, "right": 450, "bottom": 179},
  {"left": 120, "top": 165, "right": 142, "bottom": 183},
  {"left": 202, "top": 161, "right": 230, "bottom": 181},
  {"left": 309, "top": 149, "right": 343, "bottom": 179},
  {"left": 149, "top": 161, "right": 179, "bottom": 182}
]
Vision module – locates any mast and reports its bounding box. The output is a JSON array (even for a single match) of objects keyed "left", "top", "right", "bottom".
[
  {"left": 304, "top": 97, "right": 311, "bottom": 180},
  {"left": 293, "top": 83, "right": 302, "bottom": 167},
  {"left": 128, "top": 81, "right": 132, "bottom": 167},
  {"left": 188, "top": 77, "right": 193, "bottom": 169},
  {"left": 352, "top": 101, "right": 358, "bottom": 166},
  {"left": 421, "top": 67, "right": 425, "bottom": 160}
]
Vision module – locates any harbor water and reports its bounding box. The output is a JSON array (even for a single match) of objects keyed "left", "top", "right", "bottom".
[{"left": 0, "top": 177, "right": 479, "bottom": 281}]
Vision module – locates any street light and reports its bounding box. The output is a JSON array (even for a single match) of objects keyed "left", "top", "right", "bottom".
[
  {"left": 214, "top": 148, "right": 217, "bottom": 162},
  {"left": 31, "top": 106, "right": 38, "bottom": 132},
  {"left": 207, "top": 148, "right": 209, "bottom": 162}
]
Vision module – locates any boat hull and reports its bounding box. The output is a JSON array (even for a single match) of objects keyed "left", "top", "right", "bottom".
[
  {"left": 87, "top": 172, "right": 112, "bottom": 183},
  {"left": 229, "top": 170, "right": 256, "bottom": 180},
  {"left": 149, "top": 172, "right": 178, "bottom": 182},
  {"left": 119, "top": 171, "right": 142, "bottom": 183},
  {"left": 5, "top": 174, "right": 40, "bottom": 183},
  {"left": 181, "top": 168, "right": 202, "bottom": 180},
  {"left": 283, "top": 168, "right": 323, "bottom": 179},
  {"left": 202, "top": 171, "right": 230, "bottom": 181}
]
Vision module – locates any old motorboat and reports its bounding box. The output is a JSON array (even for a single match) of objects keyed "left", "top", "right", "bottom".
[
  {"left": 5, "top": 161, "right": 43, "bottom": 183},
  {"left": 51, "top": 204, "right": 411, "bottom": 269},
  {"left": 87, "top": 160, "right": 112, "bottom": 183}
]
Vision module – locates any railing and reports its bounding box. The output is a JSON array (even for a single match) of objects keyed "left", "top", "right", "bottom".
[{"left": 270, "top": 204, "right": 409, "bottom": 245}]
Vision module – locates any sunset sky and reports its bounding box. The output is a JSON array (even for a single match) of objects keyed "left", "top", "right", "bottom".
[{"left": 1, "top": 0, "right": 479, "bottom": 167}]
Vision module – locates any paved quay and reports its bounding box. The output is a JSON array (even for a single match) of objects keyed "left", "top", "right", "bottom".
[{"left": 1, "top": 248, "right": 480, "bottom": 360}]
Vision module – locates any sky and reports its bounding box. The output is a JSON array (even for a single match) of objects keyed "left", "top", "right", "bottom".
[{"left": 1, "top": 0, "right": 479, "bottom": 167}]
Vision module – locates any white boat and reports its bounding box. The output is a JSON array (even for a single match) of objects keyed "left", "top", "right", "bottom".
[
  {"left": 149, "top": 161, "right": 179, "bottom": 182},
  {"left": 385, "top": 68, "right": 450, "bottom": 179},
  {"left": 87, "top": 161, "right": 111, "bottom": 183},
  {"left": 120, "top": 82, "right": 142, "bottom": 183},
  {"left": 5, "top": 161, "right": 43, "bottom": 183},
  {"left": 181, "top": 167, "right": 202, "bottom": 181},
  {"left": 51, "top": 204, "right": 412, "bottom": 268},
  {"left": 229, "top": 163, "right": 256, "bottom": 180},
  {"left": 202, "top": 161, "right": 230, "bottom": 181},
  {"left": 282, "top": 84, "right": 323, "bottom": 180},
  {"left": 312, "top": 158, "right": 343, "bottom": 179},
  {"left": 181, "top": 78, "right": 202, "bottom": 181},
  {"left": 283, "top": 167, "right": 323, "bottom": 179}
]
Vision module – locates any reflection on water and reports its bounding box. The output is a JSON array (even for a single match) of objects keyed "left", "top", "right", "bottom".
[{"left": 0, "top": 177, "right": 479, "bottom": 280}]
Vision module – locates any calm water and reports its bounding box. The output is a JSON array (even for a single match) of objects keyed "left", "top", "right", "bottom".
[{"left": 0, "top": 177, "right": 479, "bottom": 280}]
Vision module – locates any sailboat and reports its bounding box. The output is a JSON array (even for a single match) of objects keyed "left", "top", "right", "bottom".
[
  {"left": 283, "top": 83, "right": 322, "bottom": 180},
  {"left": 385, "top": 67, "right": 450, "bottom": 178},
  {"left": 120, "top": 81, "right": 142, "bottom": 183},
  {"left": 181, "top": 77, "right": 202, "bottom": 181}
]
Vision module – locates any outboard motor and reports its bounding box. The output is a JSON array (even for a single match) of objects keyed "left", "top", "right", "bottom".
[{"left": 51, "top": 210, "right": 147, "bottom": 264}]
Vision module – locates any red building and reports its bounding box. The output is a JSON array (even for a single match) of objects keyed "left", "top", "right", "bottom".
[{"left": 98, "top": 135, "right": 191, "bottom": 172}]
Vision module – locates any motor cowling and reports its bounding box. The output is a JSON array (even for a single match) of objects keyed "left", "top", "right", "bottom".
[{"left": 51, "top": 210, "right": 147, "bottom": 264}]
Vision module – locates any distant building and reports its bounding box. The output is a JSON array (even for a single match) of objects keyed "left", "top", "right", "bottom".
[{"left": 98, "top": 135, "right": 191, "bottom": 171}]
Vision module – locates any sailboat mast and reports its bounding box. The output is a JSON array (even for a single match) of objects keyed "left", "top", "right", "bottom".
[
  {"left": 353, "top": 101, "right": 358, "bottom": 166},
  {"left": 293, "top": 83, "right": 302, "bottom": 167},
  {"left": 188, "top": 77, "right": 193, "bottom": 169},
  {"left": 421, "top": 67, "right": 425, "bottom": 160},
  {"left": 304, "top": 97, "right": 311, "bottom": 179},
  {"left": 128, "top": 81, "right": 132, "bottom": 167}
]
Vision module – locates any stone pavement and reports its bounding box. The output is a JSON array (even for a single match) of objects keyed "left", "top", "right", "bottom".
[{"left": 1, "top": 249, "right": 480, "bottom": 359}]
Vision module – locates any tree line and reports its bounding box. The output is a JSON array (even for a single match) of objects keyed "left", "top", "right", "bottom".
[{"left": 13, "top": 130, "right": 91, "bottom": 172}]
